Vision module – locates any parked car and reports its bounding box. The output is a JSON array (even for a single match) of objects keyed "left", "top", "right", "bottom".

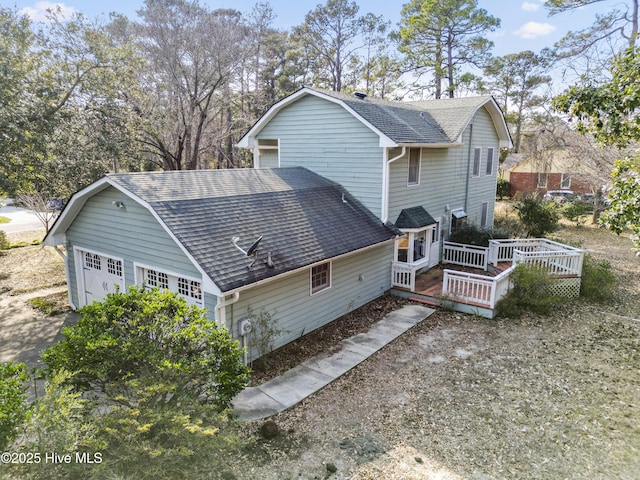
[{"left": 543, "top": 190, "right": 576, "bottom": 203}]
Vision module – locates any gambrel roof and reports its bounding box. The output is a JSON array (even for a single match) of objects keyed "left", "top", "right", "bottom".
[
  {"left": 44, "top": 168, "right": 397, "bottom": 293},
  {"left": 238, "top": 87, "right": 512, "bottom": 149}
]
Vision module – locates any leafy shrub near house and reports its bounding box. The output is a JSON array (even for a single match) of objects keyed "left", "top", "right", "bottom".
[
  {"left": 498, "top": 264, "right": 568, "bottom": 317},
  {"left": 448, "top": 223, "right": 510, "bottom": 247},
  {"left": 562, "top": 199, "right": 592, "bottom": 226},
  {"left": 0, "top": 361, "right": 30, "bottom": 450},
  {"left": 514, "top": 195, "right": 560, "bottom": 237},
  {"left": 43, "top": 286, "right": 250, "bottom": 412}
]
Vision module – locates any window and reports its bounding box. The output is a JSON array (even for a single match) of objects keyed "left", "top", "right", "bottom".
[
  {"left": 561, "top": 173, "right": 571, "bottom": 189},
  {"left": 407, "top": 148, "right": 420, "bottom": 185},
  {"left": 432, "top": 220, "right": 440, "bottom": 244},
  {"left": 145, "top": 269, "right": 168, "bottom": 289},
  {"left": 178, "top": 277, "right": 202, "bottom": 301},
  {"left": 472, "top": 148, "right": 481, "bottom": 177},
  {"left": 537, "top": 173, "right": 548, "bottom": 188},
  {"left": 107, "top": 258, "right": 122, "bottom": 277},
  {"left": 311, "top": 262, "right": 331, "bottom": 294},
  {"left": 485, "top": 148, "right": 494, "bottom": 175},
  {"left": 84, "top": 252, "right": 101, "bottom": 270},
  {"left": 480, "top": 202, "right": 488, "bottom": 227}
]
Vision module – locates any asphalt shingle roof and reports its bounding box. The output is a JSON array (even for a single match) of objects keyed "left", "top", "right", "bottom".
[
  {"left": 314, "top": 89, "right": 492, "bottom": 144},
  {"left": 108, "top": 168, "right": 397, "bottom": 292},
  {"left": 394, "top": 206, "right": 437, "bottom": 229}
]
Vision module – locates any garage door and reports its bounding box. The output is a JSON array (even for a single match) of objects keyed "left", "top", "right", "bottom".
[{"left": 79, "top": 250, "right": 125, "bottom": 306}]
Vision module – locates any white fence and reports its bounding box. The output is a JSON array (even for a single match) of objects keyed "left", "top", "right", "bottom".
[
  {"left": 391, "top": 262, "right": 415, "bottom": 291},
  {"left": 442, "top": 265, "right": 514, "bottom": 309},
  {"left": 513, "top": 249, "right": 584, "bottom": 276},
  {"left": 488, "top": 238, "right": 583, "bottom": 267},
  {"left": 442, "top": 241, "right": 489, "bottom": 270}
]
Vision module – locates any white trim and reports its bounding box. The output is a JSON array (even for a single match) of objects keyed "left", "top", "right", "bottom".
[
  {"left": 133, "top": 261, "right": 204, "bottom": 307},
  {"left": 407, "top": 147, "right": 421, "bottom": 186},
  {"left": 44, "top": 177, "right": 222, "bottom": 297},
  {"left": 310, "top": 261, "right": 332, "bottom": 296},
  {"left": 237, "top": 88, "right": 397, "bottom": 149},
  {"left": 223, "top": 238, "right": 395, "bottom": 296},
  {"left": 73, "top": 246, "right": 125, "bottom": 308},
  {"left": 255, "top": 138, "right": 280, "bottom": 169}
]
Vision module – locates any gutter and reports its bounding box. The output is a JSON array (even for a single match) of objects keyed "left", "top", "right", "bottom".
[
  {"left": 464, "top": 124, "right": 473, "bottom": 213},
  {"left": 382, "top": 146, "right": 407, "bottom": 223}
]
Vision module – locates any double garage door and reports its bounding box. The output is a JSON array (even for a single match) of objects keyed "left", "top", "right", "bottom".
[{"left": 78, "top": 249, "right": 125, "bottom": 306}]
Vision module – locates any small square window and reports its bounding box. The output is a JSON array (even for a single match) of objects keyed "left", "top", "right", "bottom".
[
  {"left": 84, "top": 253, "right": 101, "bottom": 270},
  {"left": 107, "top": 258, "right": 122, "bottom": 277},
  {"left": 311, "top": 262, "right": 331, "bottom": 294}
]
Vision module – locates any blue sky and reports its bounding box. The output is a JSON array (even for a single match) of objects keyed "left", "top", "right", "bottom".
[{"left": 6, "top": 0, "right": 608, "bottom": 57}]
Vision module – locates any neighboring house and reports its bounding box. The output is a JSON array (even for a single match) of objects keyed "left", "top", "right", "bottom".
[
  {"left": 503, "top": 148, "right": 596, "bottom": 197},
  {"left": 44, "top": 87, "right": 512, "bottom": 360},
  {"left": 43, "top": 168, "right": 398, "bottom": 360},
  {"left": 238, "top": 87, "right": 511, "bottom": 275}
]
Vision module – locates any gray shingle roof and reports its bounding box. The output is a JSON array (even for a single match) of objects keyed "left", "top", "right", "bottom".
[
  {"left": 108, "top": 168, "right": 397, "bottom": 293},
  {"left": 314, "top": 89, "right": 492, "bottom": 144},
  {"left": 394, "top": 206, "right": 437, "bottom": 229}
]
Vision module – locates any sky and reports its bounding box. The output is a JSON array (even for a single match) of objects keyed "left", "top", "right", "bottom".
[{"left": 4, "top": 0, "right": 612, "bottom": 57}]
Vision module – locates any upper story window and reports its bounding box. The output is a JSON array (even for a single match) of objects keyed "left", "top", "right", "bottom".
[
  {"left": 485, "top": 148, "right": 494, "bottom": 175},
  {"left": 407, "top": 148, "right": 421, "bottom": 186},
  {"left": 472, "top": 148, "right": 481, "bottom": 177},
  {"left": 310, "top": 262, "right": 331, "bottom": 295},
  {"left": 561, "top": 173, "right": 571, "bottom": 189}
]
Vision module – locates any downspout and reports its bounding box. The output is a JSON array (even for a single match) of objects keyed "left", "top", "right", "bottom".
[
  {"left": 464, "top": 124, "right": 474, "bottom": 213},
  {"left": 382, "top": 146, "right": 407, "bottom": 223},
  {"left": 215, "top": 291, "right": 245, "bottom": 362}
]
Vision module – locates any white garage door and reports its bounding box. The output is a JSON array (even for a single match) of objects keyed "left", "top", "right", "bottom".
[{"left": 79, "top": 250, "right": 125, "bottom": 306}]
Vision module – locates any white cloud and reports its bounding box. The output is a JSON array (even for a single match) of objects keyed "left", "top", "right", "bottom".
[
  {"left": 521, "top": 2, "right": 540, "bottom": 11},
  {"left": 19, "top": 1, "right": 77, "bottom": 22},
  {"left": 514, "top": 21, "right": 556, "bottom": 39}
]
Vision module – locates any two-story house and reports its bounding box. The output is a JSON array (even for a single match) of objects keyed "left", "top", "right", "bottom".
[{"left": 44, "top": 87, "right": 511, "bottom": 360}]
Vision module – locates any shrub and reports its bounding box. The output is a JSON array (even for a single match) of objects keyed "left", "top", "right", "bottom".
[
  {"left": 580, "top": 254, "right": 618, "bottom": 302},
  {"left": 496, "top": 176, "right": 511, "bottom": 200},
  {"left": 498, "top": 263, "right": 568, "bottom": 317},
  {"left": 514, "top": 195, "right": 560, "bottom": 237},
  {"left": 448, "top": 223, "right": 510, "bottom": 247},
  {"left": 0, "top": 362, "right": 30, "bottom": 450},
  {"left": 43, "top": 286, "right": 250, "bottom": 412},
  {"left": 562, "top": 200, "right": 592, "bottom": 226}
]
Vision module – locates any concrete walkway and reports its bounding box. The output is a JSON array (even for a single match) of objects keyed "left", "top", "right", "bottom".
[{"left": 233, "top": 304, "right": 435, "bottom": 422}]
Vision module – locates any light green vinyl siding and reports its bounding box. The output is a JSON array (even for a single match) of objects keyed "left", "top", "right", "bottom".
[
  {"left": 256, "top": 94, "right": 384, "bottom": 217},
  {"left": 258, "top": 149, "right": 279, "bottom": 168},
  {"left": 388, "top": 106, "right": 499, "bottom": 233},
  {"left": 65, "top": 187, "right": 204, "bottom": 310},
  {"left": 226, "top": 242, "right": 393, "bottom": 360}
]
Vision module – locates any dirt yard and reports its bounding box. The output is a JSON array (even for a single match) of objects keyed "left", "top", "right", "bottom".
[
  {"left": 1, "top": 221, "right": 638, "bottom": 480},
  {"left": 225, "top": 222, "right": 640, "bottom": 480}
]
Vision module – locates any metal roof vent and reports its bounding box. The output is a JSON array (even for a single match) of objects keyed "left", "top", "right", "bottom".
[{"left": 354, "top": 92, "right": 367, "bottom": 99}]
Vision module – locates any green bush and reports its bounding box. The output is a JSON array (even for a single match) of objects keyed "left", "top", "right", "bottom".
[
  {"left": 499, "top": 264, "right": 568, "bottom": 317},
  {"left": 0, "top": 362, "right": 30, "bottom": 450},
  {"left": 496, "top": 176, "right": 511, "bottom": 200},
  {"left": 43, "top": 286, "right": 250, "bottom": 412},
  {"left": 580, "top": 254, "right": 618, "bottom": 302},
  {"left": 562, "top": 200, "right": 592, "bottom": 226},
  {"left": 448, "top": 223, "right": 510, "bottom": 247},
  {"left": 514, "top": 195, "right": 560, "bottom": 237}
]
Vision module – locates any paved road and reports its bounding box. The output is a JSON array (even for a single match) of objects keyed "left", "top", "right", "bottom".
[{"left": 0, "top": 201, "right": 46, "bottom": 234}]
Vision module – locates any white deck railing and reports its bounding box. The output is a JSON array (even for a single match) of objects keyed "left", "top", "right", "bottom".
[
  {"left": 391, "top": 262, "right": 415, "bottom": 291},
  {"left": 513, "top": 249, "right": 584, "bottom": 276},
  {"left": 488, "top": 238, "right": 583, "bottom": 266},
  {"left": 443, "top": 241, "right": 489, "bottom": 270},
  {"left": 442, "top": 265, "right": 515, "bottom": 310}
]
